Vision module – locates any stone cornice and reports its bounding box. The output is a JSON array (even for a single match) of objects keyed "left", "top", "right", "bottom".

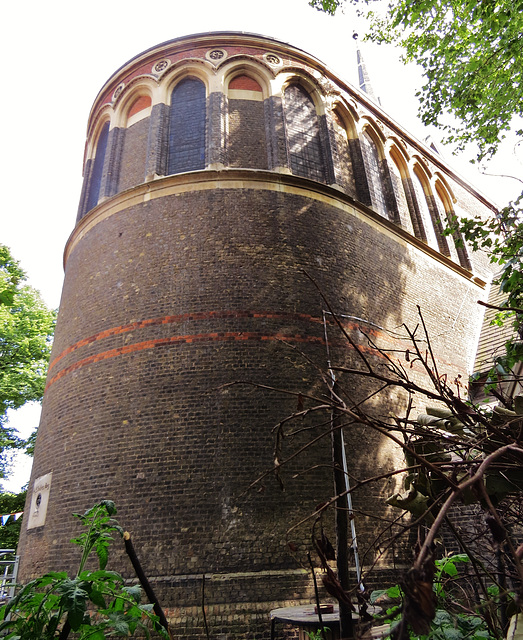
[{"left": 65, "top": 168, "right": 487, "bottom": 288}]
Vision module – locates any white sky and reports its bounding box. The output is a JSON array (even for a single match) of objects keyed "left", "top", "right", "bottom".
[{"left": 1, "top": 0, "right": 522, "bottom": 493}]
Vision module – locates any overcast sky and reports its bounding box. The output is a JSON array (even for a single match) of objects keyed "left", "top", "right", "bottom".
[{"left": 1, "top": 0, "right": 521, "bottom": 493}]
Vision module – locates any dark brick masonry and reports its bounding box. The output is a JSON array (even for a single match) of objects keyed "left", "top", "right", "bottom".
[{"left": 20, "top": 33, "right": 494, "bottom": 640}]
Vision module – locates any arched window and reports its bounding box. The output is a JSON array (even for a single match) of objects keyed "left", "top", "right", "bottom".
[
  {"left": 389, "top": 157, "right": 413, "bottom": 234},
  {"left": 118, "top": 95, "right": 152, "bottom": 192},
  {"left": 85, "top": 121, "right": 110, "bottom": 213},
  {"left": 360, "top": 130, "right": 389, "bottom": 219},
  {"left": 168, "top": 78, "right": 206, "bottom": 175},
  {"left": 435, "top": 188, "right": 472, "bottom": 269},
  {"left": 284, "top": 84, "right": 325, "bottom": 182},
  {"left": 227, "top": 74, "right": 267, "bottom": 169},
  {"left": 331, "top": 110, "right": 357, "bottom": 197},
  {"left": 412, "top": 170, "right": 439, "bottom": 250}
]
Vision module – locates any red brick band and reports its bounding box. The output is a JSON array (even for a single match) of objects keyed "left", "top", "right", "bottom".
[
  {"left": 45, "top": 329, "right": 327, "bottom": 390},
  {"left": 44, "top": 310, "right": 425, "bottom": 392},
  {"left": 47, "top": 310, "right": 327, "bottom": 373}
]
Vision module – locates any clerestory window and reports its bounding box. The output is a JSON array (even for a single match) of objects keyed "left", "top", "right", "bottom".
[{"left": 168, "top": 78, "right": 206, "bottom": 175}]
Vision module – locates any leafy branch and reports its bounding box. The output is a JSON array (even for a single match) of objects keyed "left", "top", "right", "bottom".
[{"left": 0, "top": 500, "right": 170, "bottom": 640}]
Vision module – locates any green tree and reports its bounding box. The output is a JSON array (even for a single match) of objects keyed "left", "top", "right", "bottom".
[
  {"left": 0, "top": 245, "right": 55, "bottom": 476},
  {"left": 0, "top": 491, "right": 26, "bottom": 549},
  {"left": 310, "top": 0, "right": 523, "bottom": 162},
  {"left": 310, "top": 0, "right": 523, "bottom": 383}
]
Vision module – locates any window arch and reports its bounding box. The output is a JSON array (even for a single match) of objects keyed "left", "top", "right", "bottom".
[
  {"left": 331, "top": 108, "right": 357, "bottom": 198},
  {"left": 360, "top": 129, "right": 389, "bottom": 219},
  {"left": 435, "top": 183, "right": 472, "bottom": 269},
  {"left": 127, "top": 95, "right": 152, "bottom": 122},
  {"left": 283, "top": 84, "right": 325, "bottom": 182},
  {"left": 168, "top": 77, "right": 206, "bottom": 175},
  {"left": 229, "top": 75, "right": 263, "bottom": 93},
  {"left": 227, "top": 74, "right": 268, "bottom": 169},
  {"left": 118, "top": 93, "right": 152, "bottom": 192},
  {"left": 412, "top": 168, "right": 439, "bottom": 250},
  {"left": 85, "top": 121, "right": 110, "bottom": 213}
]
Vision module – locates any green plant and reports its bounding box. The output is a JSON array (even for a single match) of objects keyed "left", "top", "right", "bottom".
[
  {"left": 371, "top": 555, "right": 493, "bottom": 640},
  {"left": 305, "top": 627, "right": 330, "bottom": 640},
  {"left": 0, "top": 500, "right": 168, "bottom": 639}
]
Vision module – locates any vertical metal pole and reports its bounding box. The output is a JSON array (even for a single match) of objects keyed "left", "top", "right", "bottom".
[
  {"left": 323, "top": 313, "right": 359, "bottom": 639},
  {"left": 340, "top": 432, "right": 364, "bottom": 592},
  {"left": 322, "top": 313, "right": 363, "bottom": 590},
  {"left": 9, "top": 555, "right": 19, "bottom": 600}
]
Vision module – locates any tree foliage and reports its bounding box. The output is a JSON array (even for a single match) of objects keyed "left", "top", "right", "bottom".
[
  {"left": 310, "top": 0, "right": 523, "bottom": 163},
  {"left": 449, "top": 202, "right": 523, "bottom": 385},
  {"left": 0, "top": 245, "right": 55, "bottom": 474},
  {"left": 0, "top": 491, "right": 26, "bottom": 549},
  {"left": 311, "top": 0, "right": 523, "bottom": 378}
]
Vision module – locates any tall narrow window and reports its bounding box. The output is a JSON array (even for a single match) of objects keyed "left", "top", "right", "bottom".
[
  {"left": 435, "top": 196, "right": 472, "bottom": 269},
  {"left": 389, "top": 158, "right": 413, "bottom": 234},
  {"left": 412, "top": 172, "right": 439, "bottom": 250},
  {"left": 86, "top": 122, "right": 109, "bottom": 213},
  {"left": 332, "top": 111, "right": 356, "bottom": 197},
  {"left": 284, "top": 84, "right": 325, "bottom": 182},
  {"left": 168, "top": 78, "right": 206, "bottom": 175},
  {"left": 360, "top": 131, "right": 389, "bottom": 219}
]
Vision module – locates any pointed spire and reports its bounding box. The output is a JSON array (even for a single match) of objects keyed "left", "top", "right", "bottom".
[{"left": 357, "top": 47, "right": 380, "bottom": 105}]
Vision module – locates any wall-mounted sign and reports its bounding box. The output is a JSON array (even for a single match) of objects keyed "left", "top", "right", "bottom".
[{"left": 27, "top": 472, "right": 52, "bottom": 529}]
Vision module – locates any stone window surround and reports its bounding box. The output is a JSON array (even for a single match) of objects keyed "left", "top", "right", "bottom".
[{"left": 78, "top": 57, "right": 469, "bottom": 266}]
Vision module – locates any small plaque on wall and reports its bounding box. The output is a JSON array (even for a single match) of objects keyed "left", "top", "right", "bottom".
[{"left": 27, "top": 473, "right": 52, "bottom": 529}]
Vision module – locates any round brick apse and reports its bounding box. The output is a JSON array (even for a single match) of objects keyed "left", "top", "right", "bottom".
[{"left": 18, "top": 32, "right": 493, "bottom": 638}]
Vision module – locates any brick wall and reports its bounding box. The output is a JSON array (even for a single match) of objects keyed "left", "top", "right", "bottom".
[
  {"left": 19, "top": 181, "right": 487, "bottom": 636},
  {"left": 22, "top": 33, "right": 496, "bottom": 639},
  {"left": 118, "top": 117, "right": 149, "bottom": 191},
  {"left": 227, "top": 99, "right": 268, "bottom": 169}
]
